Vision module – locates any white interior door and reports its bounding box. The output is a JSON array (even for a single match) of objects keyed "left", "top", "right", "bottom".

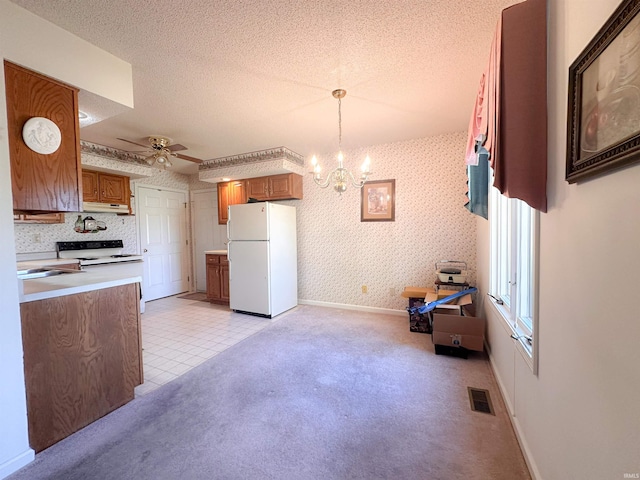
[
  {"left": 191, "top": 189, "right": 227, "bottom": 292},
  {"left": 138, "top": 186, "right": 189, "bottom": 301}
]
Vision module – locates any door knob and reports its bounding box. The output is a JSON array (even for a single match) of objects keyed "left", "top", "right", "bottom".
[{"left": 143, "top": 249, "right": 148, "bottom": 253}]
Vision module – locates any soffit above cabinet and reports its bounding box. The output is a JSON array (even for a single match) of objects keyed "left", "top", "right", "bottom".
[
  {"left": 80, "top": 141, "right": 154, "bottom": 179},
  {"left": 199, "top": 147, "right": 305, "bottom": 183}
]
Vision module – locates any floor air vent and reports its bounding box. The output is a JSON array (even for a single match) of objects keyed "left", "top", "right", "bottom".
[{"left": 467, "top": 387, "right": 495, "bottom": 415}]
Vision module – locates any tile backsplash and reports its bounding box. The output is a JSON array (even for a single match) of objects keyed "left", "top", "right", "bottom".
[{"left": 14, "top": 213, "right": 138, "bottom": 256}]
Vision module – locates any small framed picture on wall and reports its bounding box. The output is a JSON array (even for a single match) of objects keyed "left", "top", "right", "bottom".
[{"left": 361, "top": 179, "right": 395, "bottom": 222}]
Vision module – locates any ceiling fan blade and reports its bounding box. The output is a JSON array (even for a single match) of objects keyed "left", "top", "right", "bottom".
[
  {"left": 167, "top": 143, "right": 187, "bottom": 152},
  {"left": 117, "top": 137, "right": 149, "bottom": 149},
  {"left": 174, "top": 152, "right": 203, "bottom": 163}
]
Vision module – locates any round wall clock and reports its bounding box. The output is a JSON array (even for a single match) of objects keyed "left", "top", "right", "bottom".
[{"left": 22, "top": 117, "right": 62, "bottom": 154}]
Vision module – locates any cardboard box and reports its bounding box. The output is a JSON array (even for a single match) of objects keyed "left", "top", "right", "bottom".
[
  {"left": 400, "top": 286, "right": 435, "bottom": 299},
  {"left": 432, "top": 308, "right": 485, "bottom": 352}
]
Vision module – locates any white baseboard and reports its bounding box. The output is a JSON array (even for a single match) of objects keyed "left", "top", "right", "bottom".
[
  {"left": 487, "top": 351, "right": 542, "bottom": 480},
  {"left": 298, "top": 299, "right": 406, "bottom": 317},
  {"left": 0, "top": 448, "right": 34, "bottom": 479}
]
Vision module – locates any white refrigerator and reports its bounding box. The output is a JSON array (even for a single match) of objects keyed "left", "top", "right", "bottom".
[{"left": 227, "top": 202, "right": 297, "bottom": 317}]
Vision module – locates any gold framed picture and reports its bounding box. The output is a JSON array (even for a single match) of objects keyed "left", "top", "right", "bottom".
[
  {"left": 361, "top": 179, "right": 395, "bottom": 222},
  {"left": 566, "top": 0, "right": 640, "bottom": 182}
]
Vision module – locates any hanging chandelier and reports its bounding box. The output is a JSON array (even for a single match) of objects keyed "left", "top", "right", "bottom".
[{"left": 310, "top": 89, "right": 372, "bottom": 194}]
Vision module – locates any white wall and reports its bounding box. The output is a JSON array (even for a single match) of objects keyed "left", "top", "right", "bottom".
[
  {"left": 478, "top": 1, "right": 640, "bottom": 478},
  {"left": 0, "top": 1, "right": 133, "bottom": 107},
  {"left": 0, "top": 42, "right": 34, "bottom": 480},
  {"left": 0, "top": 1, "right": 134, "bottom": 476}
]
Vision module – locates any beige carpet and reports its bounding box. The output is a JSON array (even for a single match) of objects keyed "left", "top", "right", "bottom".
[{"left": 8, "top": 305, "right": 530, "bottom": 480}]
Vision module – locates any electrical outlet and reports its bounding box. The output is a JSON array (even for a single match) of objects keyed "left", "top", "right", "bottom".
[
  {"left": 361, "top": 285, "right": 367, "bottom": 294},
  {"left": 33, "top": 233, "right": 41, "bottom": 243},
  {"left": 390, "top": 287, "right": 396, "bottom": 296}
]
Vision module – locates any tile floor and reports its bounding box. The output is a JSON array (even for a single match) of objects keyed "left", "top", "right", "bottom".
[{"left": 134, "top": 294, "right": 272, "bottom": 396}]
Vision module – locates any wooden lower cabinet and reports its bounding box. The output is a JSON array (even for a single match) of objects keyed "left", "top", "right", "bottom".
[
  {"left": 20, "top": 283, "right": 143, "bottom": 452},
  {"left": 206, "top": 254, "right": 229, "bottom": 304}
]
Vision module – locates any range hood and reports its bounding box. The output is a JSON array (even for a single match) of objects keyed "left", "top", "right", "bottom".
[{"left": 83, "top": 201, "right": 129, "bottom": 214}]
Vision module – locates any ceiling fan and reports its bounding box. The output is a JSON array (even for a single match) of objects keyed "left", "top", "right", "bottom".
[{"left": 117, "top": 136, "right": 203, "bottom": 168}]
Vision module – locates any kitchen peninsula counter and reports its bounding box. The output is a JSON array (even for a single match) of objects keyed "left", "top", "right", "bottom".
[
  {"left": 204, "top": 249, "right": 228, "bottom": 255},
  {"left": 17, "top": 258, "right": 80, "bottom": 270},
  {"left": 19, "top": 270, "right": 142, "bottom": 303}
]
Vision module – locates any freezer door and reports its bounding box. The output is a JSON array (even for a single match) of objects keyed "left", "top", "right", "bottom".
[
  {"left": 228, "top": 203, "right": 269, "bottom": 241},
  {"left": 228, "top": 240, "right": 271, "bottom": 315}
]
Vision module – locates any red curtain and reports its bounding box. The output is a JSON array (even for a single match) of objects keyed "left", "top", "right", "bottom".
[{"left": 466, "top": 0, "right": 547, "bottom": 213}]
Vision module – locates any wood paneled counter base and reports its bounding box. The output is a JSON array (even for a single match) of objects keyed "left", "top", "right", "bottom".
[{"left": 20, "top": 283, "right": 143, "bottom": 452}]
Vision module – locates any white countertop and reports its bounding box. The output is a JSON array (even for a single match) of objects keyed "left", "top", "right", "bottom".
[
  {"left": 19, "top": 270, "right": 142, "bottom": 303},
  {"left": 204, "top": 250, "right": 228, "bottom": 255}
]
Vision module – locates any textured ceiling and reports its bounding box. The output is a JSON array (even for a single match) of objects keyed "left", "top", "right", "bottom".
[{"left": 10, "top": 0, "right": 519, "bottom": 174}]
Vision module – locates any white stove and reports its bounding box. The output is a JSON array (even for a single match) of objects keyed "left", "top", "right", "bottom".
[
  {"left": 56, "top": 240, "right": 145, "bottom": 312},
  {"left": 57, "top": 240, "right": 143, "bottom": 266}
]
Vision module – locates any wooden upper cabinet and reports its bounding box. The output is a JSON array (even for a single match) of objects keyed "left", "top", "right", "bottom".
[
  {"left": 217, "top": 180, "right": 246, "bottom": 224},
  {"left": 217, "top": 174, "right": 302, "bottom": 223},
  {"left": 15, "top": 213, "right": 65, "bottom": 224},
  {"left": 245, "top": 173, "right": 303, "bottom": 201},
  {"left": 98, "top": 173, "right": 129, "bottom": 204},
  {"left": 82, "top": 170, "right": 131, "bottom": 206},
  {"left": 269, "top": 173, "right": 303, "bottom": 200},
  {"left": 4, "top": 61, "right": 82, "bottom": 213},
  {"left": 82, "top": 171, "right": 100, "bottom": 203}
]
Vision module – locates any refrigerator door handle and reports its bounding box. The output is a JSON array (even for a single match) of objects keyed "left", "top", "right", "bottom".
[{"left": 226, "top": 216, "right": 232, "bottom": 262}]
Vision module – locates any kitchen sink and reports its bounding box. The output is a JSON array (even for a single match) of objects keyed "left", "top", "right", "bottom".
[{"left": 17, "top": 267, "right": 84, "bottom": 280}]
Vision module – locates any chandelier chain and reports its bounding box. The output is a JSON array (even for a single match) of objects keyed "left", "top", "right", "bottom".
[{"left": 338, "top": 96, "right": 342, "bottom": 150}]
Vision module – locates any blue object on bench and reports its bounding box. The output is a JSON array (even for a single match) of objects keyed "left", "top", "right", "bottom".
[{"left": 407, "top": 287, "right": 478, "bottom": 315}]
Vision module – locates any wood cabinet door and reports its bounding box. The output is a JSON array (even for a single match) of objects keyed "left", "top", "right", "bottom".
[
  {"left": 207, "top": 264, "right": 221, "bottom": 300},
  {"left": 206, "top": 254, "right": 220, "bottom": 300},
  {"left": 99, "top": 173, "right": 129, "bottom": 204},
  {"left": 245, "top": 177, "right": 269, "bottom": 200},
  {"left": 269, "top": 173, "right": 303, "bottom": 200},
  {"left": 4, "top": 61, "right": 82, "bottom": 213},
  {"left": 82, "top": 171, "right": 99, "bottom": 203},
  {"left": 220, "top": 257, "right": 230, "bottom": 301},
  {"left": 229, "top": 180, "right": 247, "bottom": 205},
  {"left": 20, "top": 213, "right": 65, "bottom": 224},
  {"left": 20, "top": 283, "right": 141, "bottom": 452},
  {"left": 217, "top": 182, "right": 230, "bottom": 225}
]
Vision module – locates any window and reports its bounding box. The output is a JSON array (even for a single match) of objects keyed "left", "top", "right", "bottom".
[{"left": 489, "top": 186, "right": 538, "bottom": 367}]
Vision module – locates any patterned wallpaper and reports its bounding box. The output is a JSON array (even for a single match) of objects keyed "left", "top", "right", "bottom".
[
  {"left": 296, "top": 132, "right": 477, "bottom": 310},
  {"left": 14, "top": 132, "right": 476, "bottom": 311},
  {"left": 14, "top": 153, "right": 192, "bottom": 256}
]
